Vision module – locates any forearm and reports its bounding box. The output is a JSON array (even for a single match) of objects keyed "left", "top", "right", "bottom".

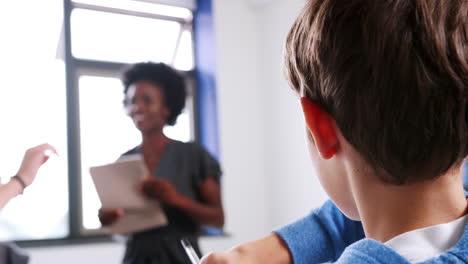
[
  {"left": 234, "top": 234, "right": 292, "bottom": 264},
  {"left": 174, "top": 194, "right": 224, "bottom": 228},
  {"left": 0, "top": 180, "right": 23, "bottom": 209},
  {"left": 201, "top": 233, "right": 292, "bottom": 264}
]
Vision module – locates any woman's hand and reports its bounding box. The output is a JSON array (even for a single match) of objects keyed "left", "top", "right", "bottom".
[
  {"left": 16, "top": 144, "right": 57, "bottom": 186},
  {"left": 98, "top": 208, "right": 124, "bottom": 226},
  {"left": 140, "top": 177, "right": 181, "bottom": 206}
]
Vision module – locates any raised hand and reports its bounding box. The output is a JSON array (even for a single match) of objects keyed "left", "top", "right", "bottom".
[{"left": 16, "top": 143, "right": 57, "bottom": 187}]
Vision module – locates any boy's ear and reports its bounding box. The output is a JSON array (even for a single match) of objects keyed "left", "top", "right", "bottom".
[{"left": 300, "top": 97, "right": 340, "bottom": 159}]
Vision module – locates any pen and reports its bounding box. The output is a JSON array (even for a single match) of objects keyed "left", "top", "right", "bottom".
[{"left": 181, "top": 238, "right": 200, "bottom": 264}]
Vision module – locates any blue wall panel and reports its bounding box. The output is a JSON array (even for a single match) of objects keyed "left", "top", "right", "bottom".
[{"left": 194, "top": 0, "right": 220, "bottom": 159}]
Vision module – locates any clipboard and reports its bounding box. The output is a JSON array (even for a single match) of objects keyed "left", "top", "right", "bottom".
[{"left": 89, "top": 155, "right": 168, "bottom": 234}]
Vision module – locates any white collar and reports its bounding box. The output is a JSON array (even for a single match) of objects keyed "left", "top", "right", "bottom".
[{"left": 384, "top": 214, "right": 468, "bottom": 263}]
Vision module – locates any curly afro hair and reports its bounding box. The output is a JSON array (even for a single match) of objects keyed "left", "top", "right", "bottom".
[{"left": 122, "top": 62, "right": 186, "bottom": 126}]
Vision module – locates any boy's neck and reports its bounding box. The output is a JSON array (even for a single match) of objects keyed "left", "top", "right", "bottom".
[{"left": 353, "top": 167, "right": 467, "bottom": 243}]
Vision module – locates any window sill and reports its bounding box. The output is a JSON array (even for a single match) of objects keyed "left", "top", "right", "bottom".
[
  {"left": 16, "top": 231, "right": 230, "bottom": 248},
  {"left": 16, "top": 235, "right": 117, "bottom": 248}
]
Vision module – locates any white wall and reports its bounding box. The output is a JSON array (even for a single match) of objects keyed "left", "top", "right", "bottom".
[
  {"left": 205, "top": 0, "right": 270, "bottom": 247},
  {"left": 28, "top": 243, "right": 125, "bottom": 264},
  {"left": 254, "top": 0, "right": 328, "bottom": 229},
  {"left": 27, "top": 0, "right": 329, "bottom": 262}
]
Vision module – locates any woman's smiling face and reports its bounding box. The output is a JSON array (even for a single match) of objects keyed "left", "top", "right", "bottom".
[{"left": 125, "top": 80, "right": 170, "bottom": 134}]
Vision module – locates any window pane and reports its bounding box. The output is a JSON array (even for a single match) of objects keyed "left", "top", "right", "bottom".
[
  {"left": 163, "top": 109, "right": 193, "bottom": 142},
  {"left": 0, "top": 0, "right": 68, "bottom": 240},
  {"left": 79, "top": 76, "right": 141, "bottom": 229},
  {"left": 79, "top": 76, "right": 193, "bottom": 230},
  {"left": 173, "top": 30, "right": 194, "bottom": 71},
  {"left": 71, "top": 9, "right": 182, "bottom": 64}
]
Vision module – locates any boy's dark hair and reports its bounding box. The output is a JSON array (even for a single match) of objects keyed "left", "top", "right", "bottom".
[
  {"left": 285, "top": 0, "right": 467, "bottom": 184},
  {"left": 122, "top": 62, "right": 186, "bottom": 126}
]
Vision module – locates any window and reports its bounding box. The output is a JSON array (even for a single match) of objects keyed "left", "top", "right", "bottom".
[
  {"left": 1, "top": 0, "right": 197, "bottom": 242},
  {"left": 68, "top": 0, "right": 197, "bottom": 237},
  {"left": 0, "top": 0, "right": 68, "bottom": 241},
  {"left": 71, "top": 9, "right": 182, "bottom": 63}
]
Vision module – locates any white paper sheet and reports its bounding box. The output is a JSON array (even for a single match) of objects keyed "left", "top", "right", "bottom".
[{"left": 90, "top": 155, "right": 167, "bottom": 234}]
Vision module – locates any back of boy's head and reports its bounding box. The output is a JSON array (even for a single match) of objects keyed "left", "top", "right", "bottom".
[{"left": 285, "top": 0, "right": 467, "bottom": 184}]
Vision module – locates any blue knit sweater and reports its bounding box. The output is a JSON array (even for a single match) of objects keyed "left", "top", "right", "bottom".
[{"left": 276, "top": 192, "right": 468, "bottom": 264}]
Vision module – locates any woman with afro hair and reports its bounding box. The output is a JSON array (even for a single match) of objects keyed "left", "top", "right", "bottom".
[{"left": 99, "top": 62, "right": 224, "bottom": 264}]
